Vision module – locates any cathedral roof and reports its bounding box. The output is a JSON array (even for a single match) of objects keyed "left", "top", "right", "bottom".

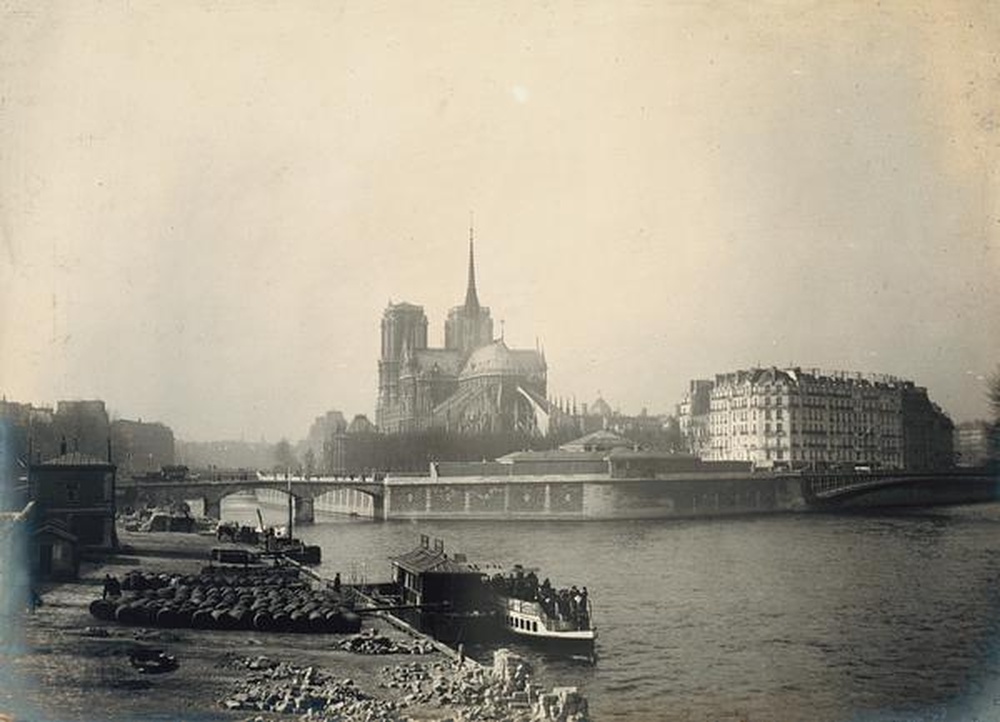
[
  {"left": 559, "top": 430, "right": 634, "bottom": 453},
  {"left": 400, "top": 348, "right": 463, "bottom": 378},
  {"left": 460, "top": 340, "right": 546, "bottom": 381}
]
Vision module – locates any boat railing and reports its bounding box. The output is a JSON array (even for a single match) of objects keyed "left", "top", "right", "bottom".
[{"left": 502, "top": 595, "right": 589, "bottom": 632}]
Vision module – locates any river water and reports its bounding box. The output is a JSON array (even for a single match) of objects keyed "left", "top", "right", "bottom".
[{"left": 219, "top": 497, "right": 1000, "bottom": 722}]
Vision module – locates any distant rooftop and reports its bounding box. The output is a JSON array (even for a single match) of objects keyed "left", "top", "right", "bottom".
[
  {"left": 559, "top": 429, "right": 635, "bottom": 453},
  {"left": 36, "top": 452, "right": 113, "bottom": 468}
]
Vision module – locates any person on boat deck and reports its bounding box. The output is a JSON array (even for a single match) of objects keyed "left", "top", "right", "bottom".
[{"left": 333, "top": 572, "right": 342, "bottom": 593}]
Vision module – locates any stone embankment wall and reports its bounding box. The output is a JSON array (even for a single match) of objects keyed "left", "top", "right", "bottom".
[{"left": 383, "top": 474, "right": 802, "bottom": 520}]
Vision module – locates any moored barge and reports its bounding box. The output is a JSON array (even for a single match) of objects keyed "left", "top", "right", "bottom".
[{"left": 385, "top": 536, "right": 596, "bottom": 658}]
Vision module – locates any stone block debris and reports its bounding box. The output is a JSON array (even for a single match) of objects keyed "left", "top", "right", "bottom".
[
  {"left": 533, "top": 686, "right": 590, "bottom": 722},
  {"left": 333, "top": 629, "right": 435, "bottom": 655},
  {"left": 221, "top": 657, "right": 398, "bottom": 720},
  {"left": 220, "top": 649, "right": 590, "bottom": 721}
]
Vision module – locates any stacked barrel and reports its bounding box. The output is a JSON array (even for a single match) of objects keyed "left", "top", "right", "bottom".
[{"left": 89, "top": 568, "right": 361, "bottom": 634}]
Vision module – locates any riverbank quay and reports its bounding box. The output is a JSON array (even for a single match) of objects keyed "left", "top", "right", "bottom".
[{"left": 1, "top": 529, "right": 589, "bottom": 721}]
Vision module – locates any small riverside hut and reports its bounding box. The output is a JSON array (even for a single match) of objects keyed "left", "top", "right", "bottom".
[{"left": 32, "top": 519, "right": 80, "bottom": 579}]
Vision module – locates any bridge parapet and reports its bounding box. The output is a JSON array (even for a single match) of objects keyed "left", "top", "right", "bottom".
[{"left": 123, "top": 477, "right": 385, "bottom": 521}]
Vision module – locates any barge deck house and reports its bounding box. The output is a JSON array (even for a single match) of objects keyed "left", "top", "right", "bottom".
[{"left": 389, "top": 536, "right": 496, "bottom": 645}]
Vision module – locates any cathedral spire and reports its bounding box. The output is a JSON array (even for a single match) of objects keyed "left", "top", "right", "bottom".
[{"left": 464, "top": 222, "right": 480, "bottom": 311}]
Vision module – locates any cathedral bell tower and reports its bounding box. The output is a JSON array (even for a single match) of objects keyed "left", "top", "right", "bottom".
[{"left": 376, "top": 302, "right": 428, "bottom": 431}]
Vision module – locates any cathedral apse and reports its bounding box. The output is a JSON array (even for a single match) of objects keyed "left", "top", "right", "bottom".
[{"left": 376, "top": 232, "right": 550, "bottom": 436}]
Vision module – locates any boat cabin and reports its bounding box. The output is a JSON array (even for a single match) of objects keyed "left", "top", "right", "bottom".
[{"left": 389, "top": 535, "right": 490, "bottom": 613}]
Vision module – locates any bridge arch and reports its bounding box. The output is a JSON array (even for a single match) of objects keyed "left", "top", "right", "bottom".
[
  {"left": 126, "top": 476, "right": 386, "bottom": 523},
  {"left": 800, "top": 472, "right": 999, "bottom": 509},
  {"left": 311, "top": 487, "right": 380, "bottom": 518}
]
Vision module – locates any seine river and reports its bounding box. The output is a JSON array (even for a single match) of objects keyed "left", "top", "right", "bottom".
[{"left": 220, "top": 497, "right": 1000, "bottom": 722}]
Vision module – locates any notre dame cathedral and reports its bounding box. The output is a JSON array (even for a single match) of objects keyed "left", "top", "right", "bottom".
[{"left": 376, "top": 234, "right": 550, "bottom": 435}]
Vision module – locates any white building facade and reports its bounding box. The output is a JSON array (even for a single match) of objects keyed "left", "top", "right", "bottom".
[{"left": 679, "top": 367, "right": 951, "bottom": 470}]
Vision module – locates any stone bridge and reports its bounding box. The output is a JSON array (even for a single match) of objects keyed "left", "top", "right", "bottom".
[
  {"left": 800, "top": 469, "right": 998, "bottom": 509},
  {"left": 118, "top": 474, "right": 386, "bottom": 523}
]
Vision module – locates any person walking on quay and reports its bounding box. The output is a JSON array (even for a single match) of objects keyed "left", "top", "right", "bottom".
[
  {"left": 333, "top": 572, "right": 342, "bottom": 593},
  {"left": 102, "top": 574, "right": 121, "bottom": 600}
]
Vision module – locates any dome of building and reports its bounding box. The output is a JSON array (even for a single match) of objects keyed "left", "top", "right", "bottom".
[
  {"left": 590, "top": 397, "right": 613, "bottom": 417},
  {"left": 460, "top": 340, "right": 545, "bottom": 381}
]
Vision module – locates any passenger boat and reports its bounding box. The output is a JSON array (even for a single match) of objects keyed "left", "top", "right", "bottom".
[
  {"left": 496, "top": 593, "right": 596, "bottom": 653},
  {"left": 488, "top": 565, "right": 596, "bottom": 657},
  {"left": 386, "top": 537, "right": 596, "bottom": 658}
]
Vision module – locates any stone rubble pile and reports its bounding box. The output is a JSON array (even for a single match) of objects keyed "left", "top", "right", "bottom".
[
  {"left": 223, "top": 649, "right": 590, "bottom": 722},
  {"left": 333, "top": 629, "right": 435, "bottom": 655},
  {"left": 533, "top": 686, "right": 590, "bottom": 722},
  {"left": 374, "top": 650, "right": 590, "bottom": 721},
  {"left": 491, "top": 649, "right": 589, "bottom": 722},
  {"left": 80, "top": 626, "right": 110, "bottom": 637},
  {"left": 221, "top": 657, "right": 397, "bottom": 720},
  {"left": 378, "top": 660, "right": 496, "bottom": 711}
]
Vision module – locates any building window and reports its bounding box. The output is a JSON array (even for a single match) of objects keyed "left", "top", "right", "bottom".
[{"left": 65, "top": 482, "right": 79, "bottom": 503}]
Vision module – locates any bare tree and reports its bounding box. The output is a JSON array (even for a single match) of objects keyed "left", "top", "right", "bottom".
[
  {"left": 273, "top": 438, "right": 297, "bottom": 472},
  {"left": 989, "top": 365, "right": 1000, "bottom": 423}
]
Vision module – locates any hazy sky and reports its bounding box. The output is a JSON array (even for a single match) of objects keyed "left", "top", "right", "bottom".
[{"left": 2, "top": 2, "right": 998, "bottom": 441}]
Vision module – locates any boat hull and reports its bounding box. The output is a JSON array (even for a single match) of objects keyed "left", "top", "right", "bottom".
[
  {"left": 500, "top": 627, "right": 596, "bottom": 653},
  {"left": 496, "top": 596, "right": 596, "bottom": 653}
]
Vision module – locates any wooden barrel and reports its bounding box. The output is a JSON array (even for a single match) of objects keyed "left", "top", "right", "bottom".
[
  {"left": 228, "top": 607, "right": 251, "bottom": 630},
  {"left": 89, "top": 598, "right": 115, "bottom": 621},
  {"left": 191, "top": 609, "right": 214, "bottom": 629},
  {"left": 210, "top": 609, "right": 231, "bottom": 629},
  {"left": 252, "top": 611, "right": 274, "bottom": 631},
  {"left": 271, "top": 612, "right": 291, "bottom": 632},
  {"left": 155, "top": 607, "right": 180, "bottom": 628},
  {"left": 175, "top": 606, "right": 195, "bottom": 628},
  {"left": 307, "top": 611, "right": 326, "bottom": 633},
  {"left": 339, "top": 609, "right": 361, "bottom": 634}
]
